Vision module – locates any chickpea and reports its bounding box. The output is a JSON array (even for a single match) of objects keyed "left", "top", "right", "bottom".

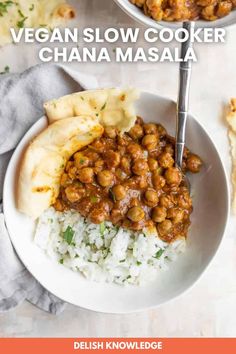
[
  {"left": 176, "top": 189, "right": 192, "bottom": 209},
  {"left": 127, "top": 206, "right": 145, "bottom": 222},
  {"left": 54, "top": 199, "right": 65, "bottom": 212},
  {"left": 130, "top": 197, "right": 140, "bottom": 208},
  {"left": 117, "top": 135, "right": 130, "bottom": 146},
  {"left": 164, "top": 144, "right": 174, "bottom": 156},
  {"left": 115, "top": 168, "right": 127, "bottom": 180},
  {"left": 65, "top": 185, "right": 85, "bottom": 203},
  {"left": 128, "top": 124, "right": 144, "bottom": 140},
  {"left": 186, "top": 153, "right": 202, "bottom": 173},
  {"left": 158, "top": 152, "right": 174, "bottom": 169},
  {"left": 97, "top": 170, "right": 114, "bottom": 187},
  {"left": 85, "top": 150, "right": 99, "bottom": 163},
  {"left": 151, "top": 206, "right": 167, "bottom": 223},
  {"left": 167, "top": 207, "right": 185, "bottom": 224},
  {"left": 120, "top": 156, "right": 131, "bottom": 174},
  {"left": 165, "top": 167, "right": 182, "bottom": 186},
  {"left": 90, "top": 139, "right": 106, "bottom": 153},
  {"left": 156, "top": 124, "right": 167, "bottom": 138},
  {"left": 94, "top": 159, "right": 105, "bottom": 173},
  {"left": 126, "top": 142, "right": 143, "bottom": 159},
  {"left": 89, "top": 208, "right": 107, "bottom": 224},
  {"left": 132, "top": 158, "right": 149, "bottom": 176},
  {"left": 152, "top": 172, "right": 166, "bottom": 190},
  {"left": 144, "top": 189, "right": 159, "bottom": 207},
  {"left": 74, "top": 153, "right": 90, "bottom": 169},
  {"left": 142, "top": 134, "right": 158, "bottom": 150},
  {"left": 159, "top": 194, "right": 174, "bottom": 209},
  {"left": 148, "top": 157, "right": 158, "bottom": 171},
  {"left": 60, "top": 173, "right": 71, "bottom": 187},
  {"left": 77, "top": 167, "right": 94, "bottom": 184},
  {"left": 112, "top": 184, "right": 126, "bottom": 201},
  {"left": 135, "top": 175, "right": 148, "bottom": 189},
  {"left": 110, "top": 208, "right": 123, "bottom": 223},
  {"left": 130, "top": 0, "right": 145, "bottom": 7},
  {"left": 68, "top": 166, "right": 77, "bottom": 179},
  {"left": 216, "top": 1, "right": 232, "bottom": 18},
  {"left": 104, "top": 126, "right": 117, "bottom": 139},
  {"left": 157, "top": 219, "right": 173, "bottom": 237},
  {"left": 75, "top": 197, "right": 93, "bottom": 217},
  {"left": 104, "top": 150, "right": 120, "bottom": 168},
  {"left": 143, "top": 123, "right": 158, "bottom": 135}
]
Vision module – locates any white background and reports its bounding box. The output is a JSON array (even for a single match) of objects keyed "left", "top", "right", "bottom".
[{"left": 0, "top": 0, "right": 236, "bottom": 337}]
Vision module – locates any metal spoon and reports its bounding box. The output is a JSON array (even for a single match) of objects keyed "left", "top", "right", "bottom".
[{"left": 175, "top": 21, "right": 195, "bottom": 189}]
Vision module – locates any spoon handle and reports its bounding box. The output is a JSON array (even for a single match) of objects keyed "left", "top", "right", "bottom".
[{"left": 175, "top": 21, "right": 195, "bottom": 169}]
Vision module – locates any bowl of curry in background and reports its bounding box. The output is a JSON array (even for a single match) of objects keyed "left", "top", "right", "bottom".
[
  {"left": 114, "top": 0, "right": 236, "bottom": 29},
  {"left": 3, "top": 91, "right": 230, "bottom": 313}
]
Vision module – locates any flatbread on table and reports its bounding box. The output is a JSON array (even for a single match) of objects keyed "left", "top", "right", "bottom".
[
  {"left": 17, "top": 116, "right": 103, "bottom": 220},
  {"left": 44, "top": 88, "right": 140, "bottom": 133},
  {"left": 0, "top": 0, "right": 75, "bottom": 46},
  {"left": 226, "top": 98, "right": 236, "bottom": 213}
]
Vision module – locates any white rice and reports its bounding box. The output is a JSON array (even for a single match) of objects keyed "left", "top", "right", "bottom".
[{"left": 34, "top": 207, "right": 186, "bottom": 285}]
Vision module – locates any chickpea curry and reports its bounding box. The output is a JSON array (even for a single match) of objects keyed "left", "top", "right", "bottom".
[
  {"left": 130, "top": 0, "right": 236, "bottom": 22},
  {"left": 54, "top": 117, "right": 202, "bottom": 243}
]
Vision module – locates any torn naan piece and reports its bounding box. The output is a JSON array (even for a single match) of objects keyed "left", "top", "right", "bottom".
[
  {"left": 18, "top": 116, "right": 103, "bottom": 220},
  {"left": 226, "top": 98, "right": 236, "bottom": 212},
  {"left": 44, "top": 88, "right": 140, "bottom": 133}
]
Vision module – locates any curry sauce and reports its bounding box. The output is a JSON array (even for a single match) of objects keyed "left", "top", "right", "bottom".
[{"left": 54, "top": 117, "right": 202, "bottom": 243}]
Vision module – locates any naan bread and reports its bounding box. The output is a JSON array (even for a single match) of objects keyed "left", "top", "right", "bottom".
[
  {"left": 0, "top": 0, "right": 75, "bottom": 46},
  {"left": 18, "top": 116, "right": 103, "bottom": 219},
  {"left": 226, "top": 98, "right": 236, "bottom": 212},
  {"left": 44, "top": 88, "right": 140, "bottom": 133}
]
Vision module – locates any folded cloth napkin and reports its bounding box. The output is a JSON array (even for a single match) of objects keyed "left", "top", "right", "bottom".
[{"left": 0, "top": 63, "right": 98, "bottom": 314}]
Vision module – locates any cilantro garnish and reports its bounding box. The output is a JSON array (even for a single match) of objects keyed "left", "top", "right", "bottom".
[
  {"left": 0, "top": 1, "right": 14, "bottom": 17},
  {"left": 29, "top": 3, "right": 34, "bottom": 11},
  {"left": 62, "top": 226, "right": 75, "bottom": 245},
  {"left": 100, "top": 222, "right": 106, "bottom": 236},
  {"left": 154, "top": 249, "right": 165, "bottom": 259},
  {"left": 90, "top": 196, "right": 98, "bottom": 203}
]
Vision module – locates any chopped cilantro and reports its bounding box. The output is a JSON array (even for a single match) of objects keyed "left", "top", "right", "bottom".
[
  {"left": 59, "top": 258, "right": 64, "bottom": 264},
  {"left": 0, "top": 1, "right": 14, "bottom": 17},
  {"left": 17, "top": 15, "right": 27, "bottom": 28},
  {"left": 80, "top": 96, "right": 84, "bottom": 101},
  {"left": 109, "top": 189, "right": 116, "bottom": 202},
  {"left": 62, "top": 226, "right": 74, "bottom": 245},
  {"left": 90, "top": 196, "right": 98, "bottom": 203},
  {"left": 126, "top": 275, "right": 131, "bottom": 280},
  {"left": 29, "top": 3, "right": 34, "bottom": 11},
  {"left": 100, "top": 222, "right": 106, "bottom": 236},
  {"left": 0, "top": 65, "right": 10, "bottom": 75},
  {"left": 137, "top": 261, "right": 142, "bottom": 266},
  {"left": 17, "top": 8, "right": 24, "bottom": 17},
  {"left": 95, "top": 113, "right": 99, "bottom": 117},
  {"left": 119, "top": 259, "right": 126, "bottom": 263},
  {"left": 79, "top": 158, "right": 85, "bottom": 164},
  {"left": 101, "top": 102, "right": 107, "bottom": 111},
  {"left": 154, "top": 249, "right": 165, "bottom": 259}
]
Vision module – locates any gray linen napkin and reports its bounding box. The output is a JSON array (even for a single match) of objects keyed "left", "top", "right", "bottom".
[{"left": 0, "top": 63, "right": 98, "bottom": 314}]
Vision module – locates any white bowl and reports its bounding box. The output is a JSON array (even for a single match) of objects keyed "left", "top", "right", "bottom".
[
  {"left": 114, "top": 0, "right": 236, "bottom": 29},
  {"left": 3, "top": 92, "right": 229, "bottom": 313}
]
